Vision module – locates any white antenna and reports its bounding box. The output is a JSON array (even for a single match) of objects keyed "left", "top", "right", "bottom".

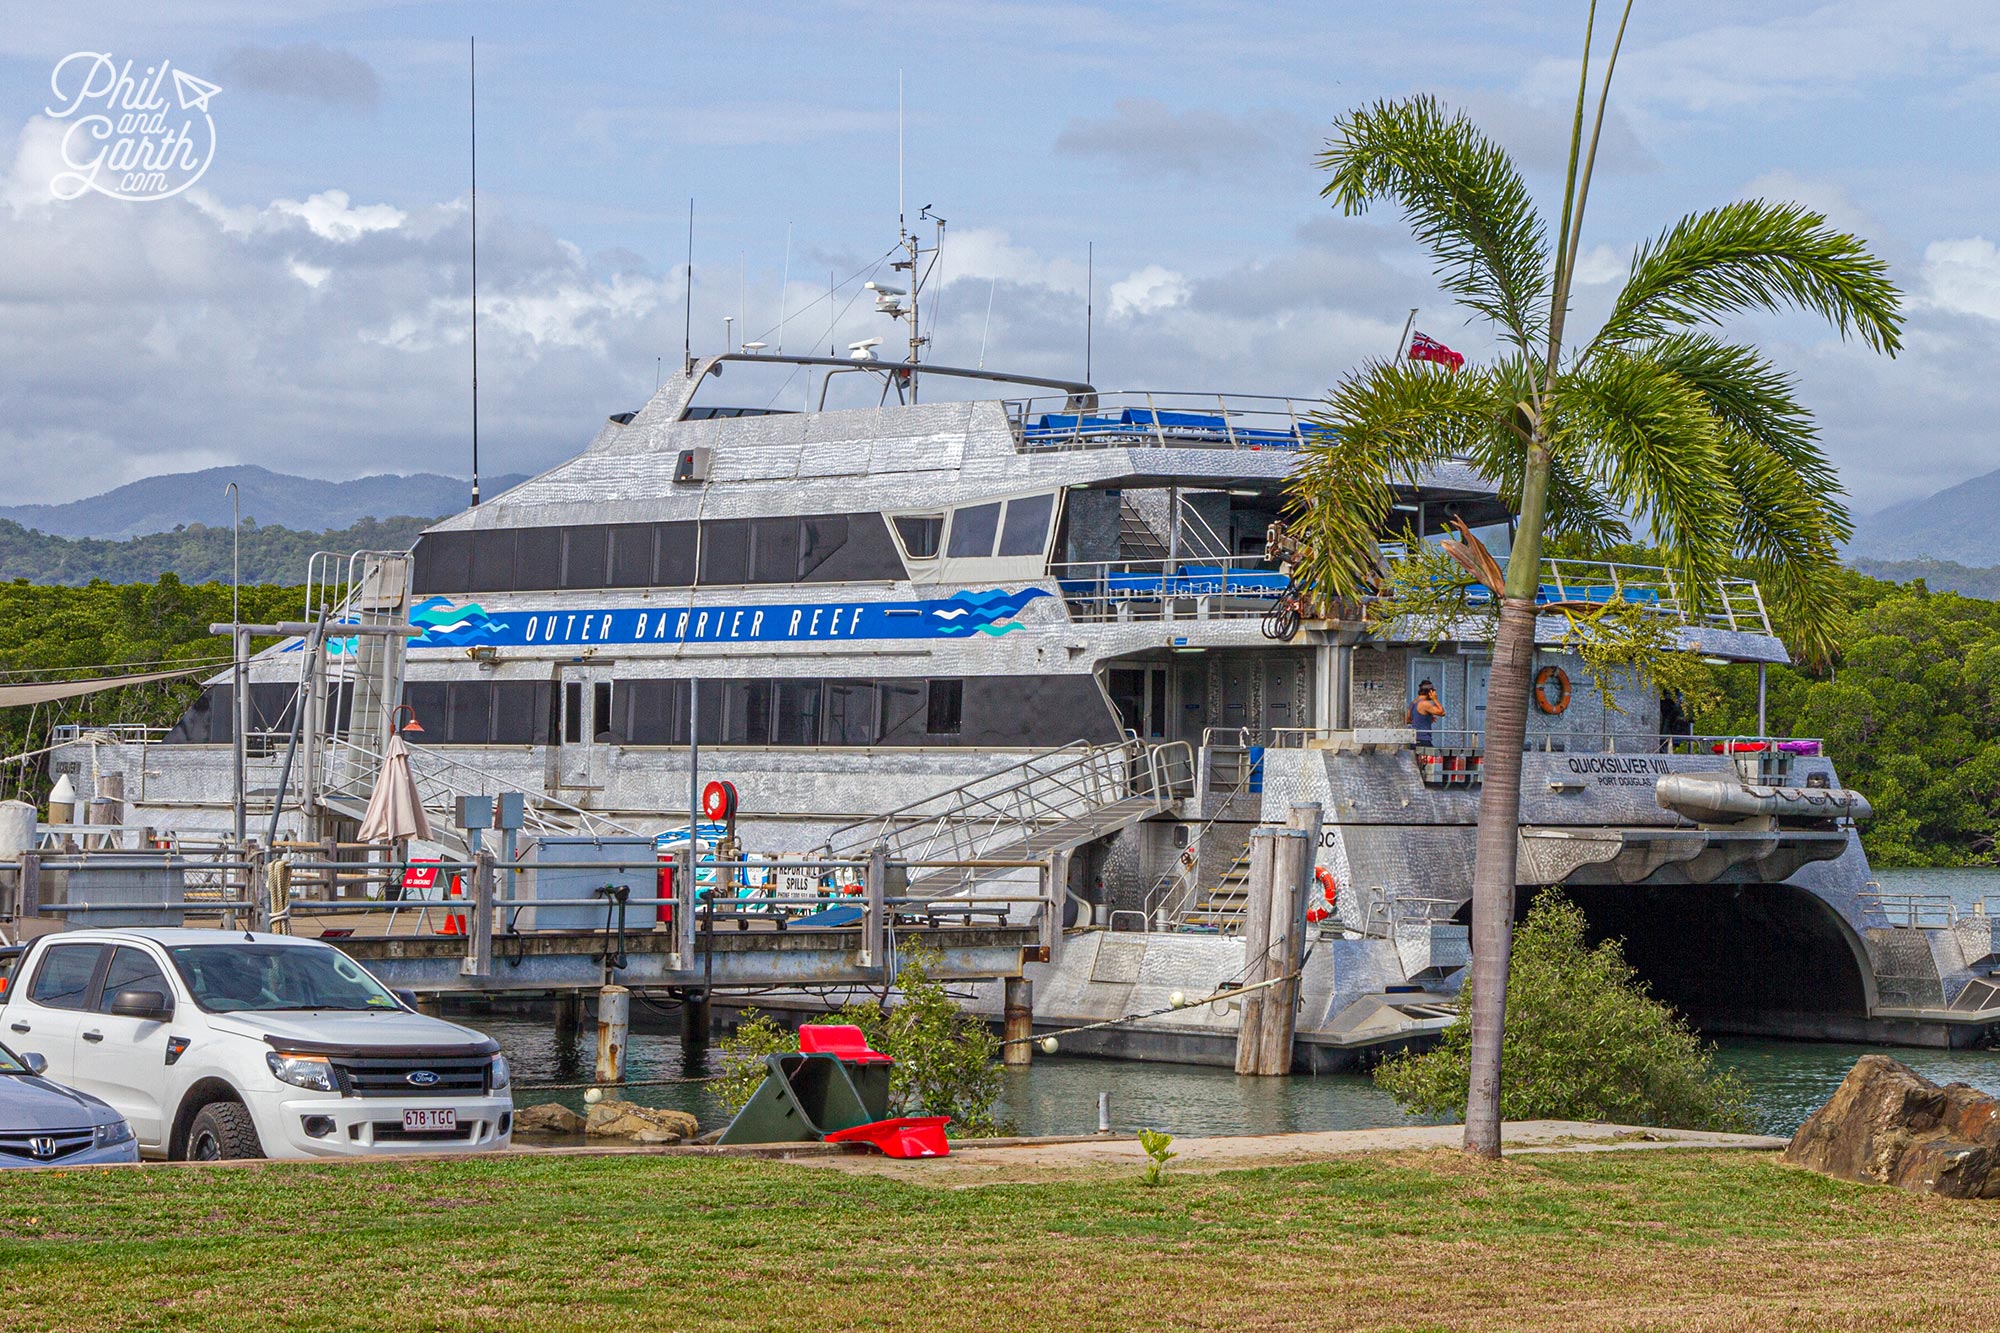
[
  {"left": 977, "top": 277, "right": 997, "bottom": 368},
  {"left": 897, "top": 69, "right": 905, "bottom": 230},
  {"left": 777, "top": 221, "right": 792, "bottom": 355}
]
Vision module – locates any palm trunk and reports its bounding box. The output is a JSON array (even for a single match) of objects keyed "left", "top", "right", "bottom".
[{"left": 1462, "top": 594, "right": 1537, "bottom": 1157}]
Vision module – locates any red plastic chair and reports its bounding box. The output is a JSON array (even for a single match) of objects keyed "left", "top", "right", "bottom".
[
  {"left": 798, "top": 1024, "right": 893, "bottom": 1064},
  {"left": 824, "top": 1115, "right": 951, "bottom": 1159}
]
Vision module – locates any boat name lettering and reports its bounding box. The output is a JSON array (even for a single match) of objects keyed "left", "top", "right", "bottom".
[{"left": 1564, "top": 757, "right": 1668, "bottom": 777}]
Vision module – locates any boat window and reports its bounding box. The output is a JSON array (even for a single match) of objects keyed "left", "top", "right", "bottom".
[
  {"left": 593, "top": 682, "right": 615, "bottom": 741},
  {"left": 773, "top": 679, "right": 822, "bottom": 745},
  {"left": 616, "top": 679, "right": 687, "bottom": 744},
  {"left": 563, "top": 681, "right": 583, "bottom": 744},
  {"left": 96, "top": 947, "right": 170, "bottom": 1013},
  {"left": 877, "top": 681, "right": 927, "bottom": 744},
  {"left": 893, "top": 514, "right": 944, "bottom": 560},
  {"left": 997, "top": 493, "right": 1055, "bottom": 558},
  {"left": 414, "top": 530, "right": 475, "bottom": 593},
  {"left": 28, "top": 943, "right": 104, "bottom": 1011},
  {"left": 471, "top": 528, "right": 517, "bottom": 591},
  {"left": 490, "top": 682, "right": 551, "bottom": 744},
  {"left": 750, "top": 518, "right": 801, "bottom": 584},
  {"left": 821, "top": 681, "right": 877, "bottom": 745},
  {"left": 561, "top": 526, "right": 609, "bottom": 589},
  {"left": 515, "top": 527, "right": 563, "bottom": 591},
  {"left": 656, "top": 521, "right": 698, "bottom": 586},
  {"left": 926, "top": 679, "right": 963, "bottom": 736},
  {"left": 607, "top": 524, "right": 655, "bottom": 588},
  {"left": 947, "top": 502, "right": 1001, "bottom": 559},
  {"left": 700, "top": 518, "right": 751, "bottom": 585},
  {"left": 448, "top": 681, "right": 493, "bottom": 744},
  {"left": 401, "top": 682, "right": 449, "bottom": 737},
  {"left": 722, "top": 680, "right": 775, "bottom": 745},
  {"left": 798, "top": 515, "right": 849, "bottom": 579}
]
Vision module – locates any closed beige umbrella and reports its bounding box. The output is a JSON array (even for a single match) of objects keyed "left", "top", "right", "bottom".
[{"left": 357, "top": 732, "right": 433, "bottom": 845}]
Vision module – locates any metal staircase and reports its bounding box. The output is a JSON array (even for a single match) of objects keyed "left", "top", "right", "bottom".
[
  {"left": 819, "top": 738, "right": 1194, "bottom": 894},
  {"left": 1177, "top": 841, "right": 1256, "bottom": 933}
]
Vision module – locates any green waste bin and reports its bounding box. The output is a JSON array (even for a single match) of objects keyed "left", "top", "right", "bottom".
[{"left": 716, "top": 1052, "right": 891, "bottom": 1145}]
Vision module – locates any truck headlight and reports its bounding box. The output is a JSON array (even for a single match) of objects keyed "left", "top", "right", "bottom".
[
  {"left": 94, "top": 1119, "right": 134, "bottom": 1148},
  {"left": 266, "top": 1052, "right": 338, "bottom": 1093},
  {"left": 489, "top": 1054, "right": 511, "bottom": 1091}
]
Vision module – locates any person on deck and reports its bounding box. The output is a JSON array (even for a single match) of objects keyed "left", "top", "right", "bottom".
[{"left": 1410, "top": 680, "right": 1444, "bottom": 747}]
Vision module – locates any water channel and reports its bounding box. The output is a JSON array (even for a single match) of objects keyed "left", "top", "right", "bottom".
[{"left": 489, "top": 866, "right": 2000, "bottom": 1140}]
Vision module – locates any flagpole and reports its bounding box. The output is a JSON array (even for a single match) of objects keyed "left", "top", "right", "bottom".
[{"left": 1395, "top": 308, "right": 1417, "bottom": 360}]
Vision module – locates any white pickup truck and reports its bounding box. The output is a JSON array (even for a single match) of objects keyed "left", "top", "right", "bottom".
[{"left": 0, "top": 928, "right": 513, "bottom": 1160}]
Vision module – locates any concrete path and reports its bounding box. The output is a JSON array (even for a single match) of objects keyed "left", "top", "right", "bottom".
[{"left": 787, "top": 1120, "right": 1789, "bottom": 1180}]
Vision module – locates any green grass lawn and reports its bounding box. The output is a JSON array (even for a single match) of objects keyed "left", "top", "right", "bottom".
[{"left": 2, "top": 1148, "right": 1998, "bottom": 1331}]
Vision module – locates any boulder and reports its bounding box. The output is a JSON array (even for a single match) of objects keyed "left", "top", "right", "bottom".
[
  {"left": 1785, "top": 1054, "right": 2000, "bottom": 1198},
  {"left": 513, "top": 1102, "right": 586, "bottom": 1135},
  {"left": 585, "top": 1099, "right": 701, "bottom": 1144}
]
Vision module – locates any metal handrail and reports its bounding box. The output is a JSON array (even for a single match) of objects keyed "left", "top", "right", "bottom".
[
  {"left": 1006, "top": 391, "right": 1331, "bottom": 452},
  {"left": 318, "top": 734, "right": 643, "bottom": 841},
  {"left": 1141, "top": 756, "right": 1257, "bottom": 929}
]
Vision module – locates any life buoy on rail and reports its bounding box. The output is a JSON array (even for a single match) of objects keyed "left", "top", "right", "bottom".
[
  {"left": 1532, "top": 665, "right": 1572, "bottom": 715},
  {"left": 1308, "top": 866, "right": 1339, "bottom": 923}
]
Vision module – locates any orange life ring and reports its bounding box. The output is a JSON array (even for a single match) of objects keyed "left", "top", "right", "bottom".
[
  {"left": 1314, "top": 865, "right": 1338, "bottom": 907},
  {"left": 1533, "top": 665, "right": 1572, "bottom": 715}
]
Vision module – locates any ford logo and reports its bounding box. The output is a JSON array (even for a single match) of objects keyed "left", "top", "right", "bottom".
[{"left": 406, "top": 1070, "right": 442, "bottom": 1088}]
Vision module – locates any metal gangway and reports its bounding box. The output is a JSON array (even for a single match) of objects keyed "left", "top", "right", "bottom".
[{"left": 819, "top": 738, "right": 1195, "bottom": 894}]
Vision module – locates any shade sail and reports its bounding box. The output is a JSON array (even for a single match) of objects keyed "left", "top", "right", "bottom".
[{"left": 0, "top": 665, "right": 212, "bottom": 708}]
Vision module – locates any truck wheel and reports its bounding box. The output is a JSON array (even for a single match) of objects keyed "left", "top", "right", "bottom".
[{"left": 186, "top": 1101, "right": 265, "bottom": 1161}]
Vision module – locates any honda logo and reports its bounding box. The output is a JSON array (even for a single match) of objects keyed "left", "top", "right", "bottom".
[
  {"left": 28, "top": 1137, "right": 57, "bottom": 1159},
  {"left": 406, "top": 1070, "right": 441, "bottom": 1088}
]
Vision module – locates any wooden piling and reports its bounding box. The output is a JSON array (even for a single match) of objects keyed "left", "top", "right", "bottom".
[
  {"left": 1003, "top": 975, "right": 1034, "bottom": 1066},
  {"left": 595, "top": 985, "right": 630, "bottom": 1083},
  {"left": 554, "top": 991, "right": 583, "bottom": 1041},
  {"left": 681, "top": 989, "right": 712, "bottom": 1047},
  {"left": 1234, "top": 803, "right": 1322, "bottom": 1076}
]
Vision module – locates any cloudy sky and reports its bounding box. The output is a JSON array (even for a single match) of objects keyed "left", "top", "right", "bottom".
[{"left": 2, "top": 1, "right": 1995, "bottom": 512}]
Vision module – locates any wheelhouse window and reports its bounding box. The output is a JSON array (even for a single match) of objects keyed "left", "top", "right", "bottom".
[
  {"left": 893, "top": 513, "right": 944, "bottom": 560},
  {"left": 997, "top": 493, "right": 1055, "bottom": 557},
  {"left": 947, "top": 502, "right": 1001, "bottom": 559}
]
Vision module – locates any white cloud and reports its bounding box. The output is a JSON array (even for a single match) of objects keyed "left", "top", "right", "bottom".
[
  {"left": 1107, "top": 265, "right": 1189, "bottom": 318},
  {"left": 272, "top": 189, "right": 405, "bottom": 242},
  {"left": 1570, "top": 244, "right": 1624, "bottom": 286},
  {"left": 1919, "top": 237, "right": 2000, "bottom": 322}
]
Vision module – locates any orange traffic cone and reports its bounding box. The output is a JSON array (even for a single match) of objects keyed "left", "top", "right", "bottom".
[{"left": 440, "top": 874, "right": 467, "bottom": 936}]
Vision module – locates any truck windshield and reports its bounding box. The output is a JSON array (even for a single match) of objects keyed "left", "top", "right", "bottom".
[
  {"left": 166, "top": 944, "right": 403, "bottom": 1014},
  {"left": 0, "top": 1042, "right": 29, "bottom": 1075}
]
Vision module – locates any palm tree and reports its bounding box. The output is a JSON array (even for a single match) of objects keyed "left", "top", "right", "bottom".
[{"left": 1288, "top": 3, "right": 1902, "bottom": 1159}]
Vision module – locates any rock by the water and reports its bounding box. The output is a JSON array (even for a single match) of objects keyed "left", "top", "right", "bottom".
[
  {"left": 585, "top": 1099, "right": 700, "bottom": 1144},
  {"left": 514, "top": 1102, "right": 586, "bottom": 1135},
  {"left": 1785, "top": 1053, "right": 2000, "bottom": 1198}
]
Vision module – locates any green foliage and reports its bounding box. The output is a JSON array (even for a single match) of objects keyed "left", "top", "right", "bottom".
[
  {"left": 0, "top": 576, "right": 303, "bottom": 802},
  {"left": 1373, "top": 895, "right": 1753, "bottom": 1132},
  {"left": 0, "top": 515, "right": 435, "bottom": 586},
  {"left": 712, "top": 1009, "right": 796, "bottom": 1115},
  {"left": 1136, "top": 1128, "right": 1176, "bottom": 1187},
  {"left": 711, "top": 948, "right": 1008, "bottom": 1137}
]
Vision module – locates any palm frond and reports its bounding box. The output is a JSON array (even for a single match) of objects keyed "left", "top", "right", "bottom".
[
  {"left": 1553, "top": 351, "right": 1736, "bottom": 605},
  {"left": 1319, "top": 96, "right": 1552, "bottom": 356},
  {"left": 1465, "top": 428, "right": 1631, "bottom": 546},
  {"left": 1594, "top": 200, "right": 1904, "bottom": 354},
  {"left": 1289, "top": 360, "right": 1505, "bottom": 604}
]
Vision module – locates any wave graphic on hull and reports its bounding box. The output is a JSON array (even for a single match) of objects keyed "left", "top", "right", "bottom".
[{"left": 927, "top": 587, "right": 1048, "bottom": 637}]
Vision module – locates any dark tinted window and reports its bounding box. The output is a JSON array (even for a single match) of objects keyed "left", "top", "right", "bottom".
[
  {"left": 561, "top": 526, "right": 609, "bottom": 589},
  {"left": 947, "top": 503, "right": 1001, "bottom": 558},
  {"left": 693, "top": 680, "right": 726, "bottom": 745},
  {"left": 607, "top": 524, "right": 654, "bottom": 587},
  {"left": 998, "top": 493, "right": 1055, "bottom": 558},
  {"left": 516, "top": 527, "right": 563, "bottom": 590},
  {"left": 877, "top": 682, "right": 926, "bottom": 744},
  {"left": 822, "top": 681, "right": 876, "bottom": 745},
  {"left": 773, "top": 679, "right": 821, "bottom": 745},
  {"left": 414, "top": 530, "right": 474, "bottom": 593},
  {"left": 594, "top": 682, "right": 615, "bottom": 741},
  {"left": 471, "top": 528, "right": 517, "bottom": 591},
  {"left": 894, "top": 514, "right": 943, "bottom": 559},
  {"left": 927, "top": 679, "right": 963, "bottom": 735},
  {"left": 447, "top": 681, "right": 493, "bottom": 744},
  {"left": 656, "top": 522, "right": 698, "bottom": 586},
  {"left": 402, "top": 682, "right": 450, "bottom": 736},
  {"left": 617, "top": 679, "right": 686, "bottom": 744},
  {"left": 798, "top": 515, "right": 848, "bottom": 579},
  {"left": 490, "top": 682, "right": 551, "bottom": 744},
  {"left": 98, "top": 946, "right": 170, "bottom": 1013},
  {"left": 29, "top": 943, "right": 103, "bottom": 1011},
  {"left": 751, "top": 518, "right": 801, "bottom": 584},
  {"left": 563, "top": 681, "right": 583, "bottom": 743},
  {"left": 700, "top": 519, "right": 751, "bottom": 585},
  {"left": 812, "top": 515, "right": 904, "bottom": 582}
]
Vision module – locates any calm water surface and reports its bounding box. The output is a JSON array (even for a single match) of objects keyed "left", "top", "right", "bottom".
[{"left": 490, "top": 865, "right": 2000, "bottom": 1139}]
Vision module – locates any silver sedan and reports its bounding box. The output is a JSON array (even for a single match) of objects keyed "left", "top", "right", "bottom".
[{"left": 0, "top": 1039, "right": 138, "bottom": 1168}]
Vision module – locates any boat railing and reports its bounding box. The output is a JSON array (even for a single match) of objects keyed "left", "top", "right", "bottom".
[
  {"left": 1378, "top": 550, "right": 1774, "bottom": 635},
  {"left": 1006, "top": 390, "right": 1329, "bottom": 452},
  {"left": 1265, "top": 725, "right": 1826, "bottom": 768},
  {"left": 1053, "top": 555, "right": 1287, "bottom": 623},
  {"left": 1859, "top": 890, "right": 1962, "bottom": 929},
  {"left": 318, "top": 733, "right": 644, "bottom": 843}
]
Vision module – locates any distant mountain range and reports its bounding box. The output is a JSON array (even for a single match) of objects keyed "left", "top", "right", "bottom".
[
  {"left": 0, "top": 466, "right": 525, "bottom": 541},
  {"left": 1847, "top": 467, "right": 2000, "bottom": 566}
]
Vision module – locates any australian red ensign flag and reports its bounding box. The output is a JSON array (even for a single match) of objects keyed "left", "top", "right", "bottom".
[{"left": 1408, "top": 331, "right": 1465, "bottom": 371}]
